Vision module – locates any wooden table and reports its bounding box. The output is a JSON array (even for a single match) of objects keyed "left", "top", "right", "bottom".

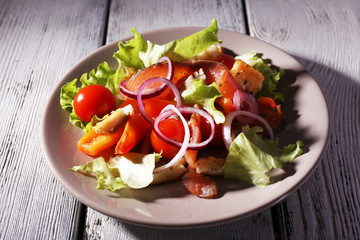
[{"left": 1, "top": 0, "right": 359, "bottom": 239}]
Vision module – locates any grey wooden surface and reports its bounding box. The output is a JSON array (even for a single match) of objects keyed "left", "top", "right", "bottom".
[{"left": 0, "top": 0, "right": 359, "bottom": 239}]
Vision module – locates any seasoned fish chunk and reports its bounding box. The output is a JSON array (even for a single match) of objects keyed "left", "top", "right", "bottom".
[
  {"left": 152, "top": 159, "right": 188, "bottom": 184},
  {"left": 230, "top": 59, "right": 264, "bottom": 93},
  {"left": 195, "top": 156, "right": 225, "bottom": 176},
  {"left": 94, "top": 104, "right": 133, "bottom": 134}
]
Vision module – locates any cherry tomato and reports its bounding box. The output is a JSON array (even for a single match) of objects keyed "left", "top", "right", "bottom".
[
  {"left": 200, "top": 117, "right": 223, "bottom": 146},
  {"left": 151, "top": 118, "right": 185, "bottom": 160},
  {"left": 212, "top": 54, "right": 236, "bottom": 70},
  {"left": 74, "top": 84, "right": 116, "bottom": 122}
]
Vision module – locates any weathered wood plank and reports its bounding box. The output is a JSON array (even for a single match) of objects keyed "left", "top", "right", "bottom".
[
  {"left": 247, "top": 0, "right": 360, "bottom": 239},
  {"left": 0, "top": 0, "right": 106, "bottom": 239},
  {"left": 83, "top": 0, "right": 277, "bottom": 239}
]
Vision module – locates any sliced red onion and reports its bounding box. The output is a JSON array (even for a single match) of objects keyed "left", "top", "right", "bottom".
[
  {"left": 119, "top": 80, "right": 168, "bottom": 99},
  {"left": 137, "top": 77, "right": 182, "bottom": 123},
  {"left": 153, "top": 105, "right": 190, "bottom": 173},
  {"left": 153, "top": 106, "right": 215, "bottom": 150},
  {"left": 223, "top": 110, "right": 274, "bottom": 150},
  {"left": 233, "top": 89, "right": 260, "bottom": 125},
  {"left": 118, "top": 56, "right": 174, "bottom": 99},
  {"left": 158, "top": 56, "right": 174, "bottom": 81}
]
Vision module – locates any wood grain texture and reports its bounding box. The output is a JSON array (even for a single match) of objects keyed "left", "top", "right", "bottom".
[
  {"left": 0, "top": 0, "right": 106, "bottom": 239},
  {"left": 247, "top": 0, "right": 360, "bottom": 239},
  {"left": 83, "top": 0, "right": 276, "bottom": 239},
  {"left": 2, "top": 0, "right": 359, "bottom": 239}
]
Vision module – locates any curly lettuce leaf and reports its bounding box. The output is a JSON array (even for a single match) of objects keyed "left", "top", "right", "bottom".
[
  {"left": 114, "top": 28, "right": 147, "bottom": 70},
  {"left": 181, "top": 78, "right": 225, "bottom": 124},
  {"left": 139, "top": 19, "right": 221, "bottom": 67},
  {"left": 70, "top": 157, "right": 128, "bottom": 191},
  {"left": 236, "top": 51, "right": 285, "bottom": 101},
  {"left": 70, "top": 153, "right": 161, "bottom": 191},
  {"left": 223, "top": 126, "right": 304, "bottom": 187},
  {"left": 108, "top": 152, "right": 161, "bottom": 189}
]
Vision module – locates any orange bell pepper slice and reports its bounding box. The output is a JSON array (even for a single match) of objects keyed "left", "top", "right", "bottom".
[{"left": 77, "top": 124, "right": 126, "bottom": 156}]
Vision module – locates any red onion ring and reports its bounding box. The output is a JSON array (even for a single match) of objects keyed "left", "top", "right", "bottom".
[
  {"left": 153, "top": 106, "right": 215, "bottom": 150},
  {"left": 137, "top": 77, "right": 182, "bottom": 123},
  {"left": 223, "top": 110, "right": 274, "bottom": 150},
  {"left": 118, "top": 56, "right": 174, "bottom": 99},
  {"left": 119, "top": 80, "right": 168, "bottom": 99},
  {"left": 153, "top": 105, "right": 190, "bottom": 173},
  {"left": 158, "top": 56, "right": 174, "bottom": 80},
  {"left": 233, "top": 89, "right": 260, "bottom": 125}
]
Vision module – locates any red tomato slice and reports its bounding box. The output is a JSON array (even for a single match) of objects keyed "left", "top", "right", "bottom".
[
  {"left": 150, "top": 118, "right": 185, "bottom": 160},
  {"left": 74, "top": 84, "right": 116, "bottom": 122}
]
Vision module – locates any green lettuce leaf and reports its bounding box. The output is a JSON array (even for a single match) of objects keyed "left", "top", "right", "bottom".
[
  {"left": 70, "top": 157, "right": 128, "bottom": 191},
  {"left": 108, "top": 152, "right": 161, "bottom": 189},
  {"left": 70, "top": 153, "right": 161, "bottom": 191},
  {"left": 181, "top": 78, "right": 225, "bottom": 124},
  {"left": 223, "top": 126, "right": 304, "bottom": 187},
  {"left": 237, "top": 51, "right": 285, "bottom": 101},
  {"left": 139, "top": 18, "right": 220, "bottom": 67},
  {"left": 114, "top": 28, "right": 147, "bottom": 70}
]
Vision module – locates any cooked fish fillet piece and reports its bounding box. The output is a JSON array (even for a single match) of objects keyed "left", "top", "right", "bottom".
[
  {"left": 230, "top": 59, "right": 264, "bottom": 93},
  {"left": 94, "top": 104, "right": 133, "bottom": 134},
  {"left": 195, "top": 156, "right": 225, "bottom": 176}
]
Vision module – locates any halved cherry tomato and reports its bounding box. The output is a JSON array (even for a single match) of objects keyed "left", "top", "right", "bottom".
[
  {"left": 151, "top": 118, "right": 185, "bottom": 160},
  {"left": 211, "top": 54, "right": 235, "bottom": 70},
  {"left": 74, "top": 84, "right": 116, "bottom": 122}
]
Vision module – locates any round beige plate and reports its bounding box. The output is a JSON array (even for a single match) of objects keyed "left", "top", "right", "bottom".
[{"left": 40, "top": 28, "right": 329, "bottom": 228}]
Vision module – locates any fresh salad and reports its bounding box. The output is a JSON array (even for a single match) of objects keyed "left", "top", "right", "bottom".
[{"left": 60, "top": 19, "right": 304, "bottom": 198}]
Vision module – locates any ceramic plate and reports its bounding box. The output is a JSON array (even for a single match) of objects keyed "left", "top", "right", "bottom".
[{"left": 40, "top": 28, "right": 329, "bottom": 228}]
